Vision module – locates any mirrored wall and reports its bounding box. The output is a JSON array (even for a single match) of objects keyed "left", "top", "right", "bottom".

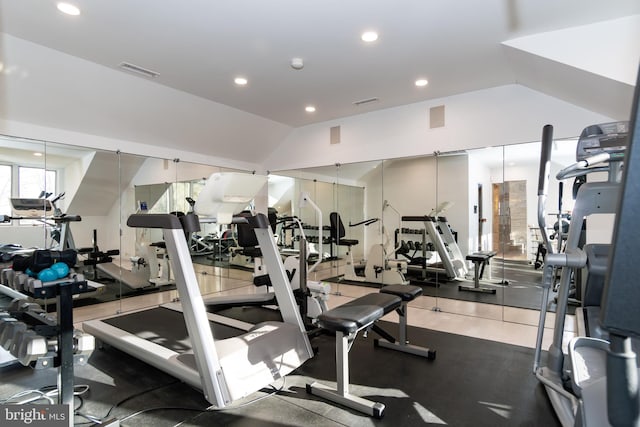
[
  {"left": 272, "top": 137, "right": 579, "bottom": 324},
  {"left": 0, "top": 135, "right": 257, "bottom": 315},
  {"left": 1, "top": 131, "right": 580, "bottom": 326}
]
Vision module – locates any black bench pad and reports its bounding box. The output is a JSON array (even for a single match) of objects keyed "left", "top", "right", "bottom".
[
  {"left": 466, "top": 251, "right": 497, "bottom": 263},
  {"left": 337, "top": 238, "right": 359, "bottom": 247},
  {"left": 317, "top": 293, "right": 401, "bottom": 334},
  {"left": 380, "top": 284, "right": 422, "bottom": 301}
]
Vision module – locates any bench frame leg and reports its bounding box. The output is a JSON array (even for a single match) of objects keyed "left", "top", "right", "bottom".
[
  {"left": 459, "top": 260, "right": 496, "bottom": 294},
  {"left": 307, "top": 331, "right": 385, "bottom": 419},
  {"left": 373, "top": 303, "right": 436, "bottom": 359}
]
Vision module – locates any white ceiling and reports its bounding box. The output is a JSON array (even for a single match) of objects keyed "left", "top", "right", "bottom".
[{"left": 2, "top": 0, "right": 638, "bottom": 130}]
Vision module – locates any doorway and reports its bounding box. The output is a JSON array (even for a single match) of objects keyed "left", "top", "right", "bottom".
[{"left": 492, "top": 180, "right": 527, "bottom": 261}]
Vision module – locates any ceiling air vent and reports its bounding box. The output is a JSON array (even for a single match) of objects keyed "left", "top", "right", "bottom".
[
  {"left": 118, "top": 62, "right": 160, "bottom": 79},
  {"left": 353, "top": 97, "right": 379, "bottom": 106}
]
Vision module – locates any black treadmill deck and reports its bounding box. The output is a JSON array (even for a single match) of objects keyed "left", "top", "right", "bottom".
[{"left": 102, "top": 306, "right": 242, "bottom": 352}]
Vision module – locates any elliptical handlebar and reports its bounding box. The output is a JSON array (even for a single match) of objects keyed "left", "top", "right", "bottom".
[
  {"left": 534, "top": 124, "right": 562, "bottom": 374},
  {"left": 537, "top": 125, "right": 554, "bottom": 255},
  {"left": 537, "top": 125, "right": 554, "bottom": 197},
  {"left": 555, "top": 152, "right": 612, "bottom": 180}
]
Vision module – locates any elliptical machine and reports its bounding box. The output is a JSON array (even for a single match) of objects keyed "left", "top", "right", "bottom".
[{"left": 533, "top": 120, "right": 638, "bottom": 426}]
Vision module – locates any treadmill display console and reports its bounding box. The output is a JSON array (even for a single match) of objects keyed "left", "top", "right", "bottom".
[
  {"left": 10, "top": 198, "right": 55, "bottom": 218},
  {"left": 576, "top": 121, "right": 628, "bottom": 161}
]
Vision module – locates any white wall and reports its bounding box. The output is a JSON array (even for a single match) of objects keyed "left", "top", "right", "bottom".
[
  {"left": 263, "top": 85, "right": 613, "bottom": 172},
  {"left": 1, "top": 225, "right": 49, "bottom": 249},
  {"left": 62, "top": 151, "right": 96, "bottom": 210},
  {"left": 1, "top": 117, "right": 260, "bottom": 173},
  {"left": 435, "top": 155, "right": 470, "bottom": 256}
]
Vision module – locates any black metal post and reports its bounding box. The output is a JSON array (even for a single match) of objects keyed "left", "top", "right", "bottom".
[{"left": 57, "top": 281, "right": 74, "bottom": 427}]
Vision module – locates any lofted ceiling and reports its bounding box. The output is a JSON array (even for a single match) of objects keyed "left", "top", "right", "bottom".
[{"left": 0, "top": 1, "right": 638, "bottom": 165}]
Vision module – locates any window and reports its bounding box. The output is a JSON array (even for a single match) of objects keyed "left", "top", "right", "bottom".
[
  {"left": 17, "top": 167, "right": 57, "bottom": 225},
  {"left": 0, "top": 165, "right": 11, "bottom": 222},
  {"left": 18, "top": 167, "right": 56, "bottom": 198}
]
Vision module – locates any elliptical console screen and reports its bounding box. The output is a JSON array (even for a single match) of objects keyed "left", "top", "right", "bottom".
[{"left": 576, "top": 121, "right": 628, "bottom": 161}]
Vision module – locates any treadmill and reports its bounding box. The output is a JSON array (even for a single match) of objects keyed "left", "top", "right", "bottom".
[{"left": 83, "top": 211, "right": 313, "bottom": 408}]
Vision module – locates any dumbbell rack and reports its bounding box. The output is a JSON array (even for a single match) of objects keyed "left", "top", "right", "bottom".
[
  {"left": 394, "top": 227, "right": 430, "bottom": 280},
  {"left": 0, "top": 276, "right": 93, "bottom": 427}
]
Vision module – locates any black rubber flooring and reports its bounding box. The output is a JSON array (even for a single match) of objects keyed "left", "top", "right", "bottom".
[
  {"left": 326, "top": 259, "right": 567, "bottom": 313},
  {"left": 71, "top": 280, "right": 177, "bottom": 307},
  {"left": 0, "top": 321, "right": 560, "bottom": 426}
]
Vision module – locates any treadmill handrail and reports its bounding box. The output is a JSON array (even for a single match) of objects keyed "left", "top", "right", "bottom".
[
  {"left": 117, "top": 211, "right": 313, "bottom": 408},
  {"left": 128, "top": 213, "right": 183, "bottom": 229}
]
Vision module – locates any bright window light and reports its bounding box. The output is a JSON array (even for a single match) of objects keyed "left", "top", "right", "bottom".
[
  {"left": 57, "top": 2, "right": 81, "bottom": 16},
  {"left": 0, "top": 165, "right": 11, "bottom": 221}
]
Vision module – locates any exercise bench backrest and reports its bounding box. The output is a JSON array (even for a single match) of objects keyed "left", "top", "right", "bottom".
[
  {"left": 329, "top": 212, "right": 346, "bottom": 242},
  {"left": 267, "top": 207, "right": 278, "bottom": 234},
  {"left": 234, "top": 211, "right": 258, "bottom": 248}
]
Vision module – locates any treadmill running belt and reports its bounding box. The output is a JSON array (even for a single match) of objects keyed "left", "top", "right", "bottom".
[
  {"left": 103, "top": 307, "right": 241, "bottom": 352},
  {"left": 213, "top": 306, "right": 283, "bottom": 325}
]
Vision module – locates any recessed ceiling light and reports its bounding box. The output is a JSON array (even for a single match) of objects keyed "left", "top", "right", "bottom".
[
  {"left": 415, "top": 79, "right": 429, "bottom": 87},
  {"left": 33, "top": 152, "right": 43, "bottom": 157},
  {"left": 234, "top": 77, "right": 248, "bottom": 86},
  {"left": 361, "top": 31, "right": 378, "bottom": 42},
  {"left": 305, "top": 106, "right": 316, "bottom": 113},
  {"left": 57, "top": 2, "right": 81, "bottom": 16}
]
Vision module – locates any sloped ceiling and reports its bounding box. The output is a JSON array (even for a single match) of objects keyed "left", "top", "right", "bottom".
[
  {"left": 0, "top": 34, "right": 291, "bottom": 166},
  {"left": 503, "top": 15, "right": 640, "bottom": 120},
  {"left": 67, "top": 151, "right": 145, "bottom": 216},
  {"left": 0, "top": 1, "right": 638, "bottom": 167}
]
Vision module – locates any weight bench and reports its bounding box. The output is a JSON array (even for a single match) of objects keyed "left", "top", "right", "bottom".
[
  {"left": 306, "top": 292, "right": 401, "bottom": 418},
  {"left": 373, "top": 284, "right": 436, "bottom": 359},
  {"left": 459, "top": 251, "right": 497, "bottom": 294}
]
